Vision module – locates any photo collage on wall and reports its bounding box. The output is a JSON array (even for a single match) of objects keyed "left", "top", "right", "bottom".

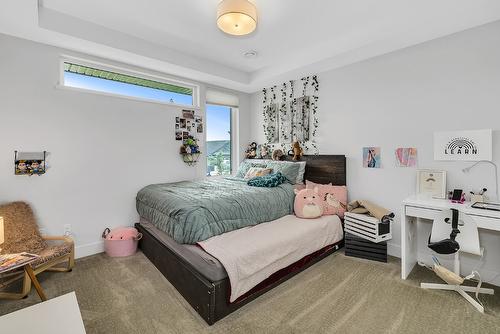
[{"left": 175, "top": 109, "right": 203, "bottom": 141}]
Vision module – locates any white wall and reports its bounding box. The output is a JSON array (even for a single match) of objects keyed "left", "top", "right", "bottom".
[
  {"left": 0, "top": 34, "right": 251, "bottom": 258},
  {"left": 250, "top": 21, "right": 500, "bottom": 284}
]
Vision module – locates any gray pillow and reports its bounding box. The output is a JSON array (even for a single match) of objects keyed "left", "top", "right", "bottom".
[{"left": 265, "top": 161, "right": 301, "bottom": 184}]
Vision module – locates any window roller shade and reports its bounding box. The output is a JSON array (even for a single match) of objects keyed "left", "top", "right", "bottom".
[{"left": 206, "top": 89, "right": 239, "bottom": 107}]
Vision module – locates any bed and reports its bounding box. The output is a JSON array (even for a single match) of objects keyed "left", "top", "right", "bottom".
[{"left": 135, "top": 155, "right": 346, "bottom": 325}]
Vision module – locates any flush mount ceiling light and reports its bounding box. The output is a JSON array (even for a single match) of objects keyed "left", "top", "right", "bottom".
[{"left": 217, "top": 0, "right": 257, "bottom": 36}]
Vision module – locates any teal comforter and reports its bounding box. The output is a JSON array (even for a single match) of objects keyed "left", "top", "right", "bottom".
[{"left": 136, "top": 177, "right": 295, "bottom": 244}]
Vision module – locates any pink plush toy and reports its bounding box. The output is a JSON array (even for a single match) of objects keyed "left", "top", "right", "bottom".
[{"left": 294, "top": 187, "right": 324, "bottom": 219}]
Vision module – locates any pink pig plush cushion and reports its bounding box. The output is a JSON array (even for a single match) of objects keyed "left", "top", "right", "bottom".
[
  {"left": 294, "top": 187, "right": 324, "bottom": 219},
  {"left": 306, "top": 180, "right": 347, "bottom": 218}
]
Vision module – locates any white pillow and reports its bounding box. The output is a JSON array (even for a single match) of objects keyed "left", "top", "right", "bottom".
[
  {"left": 244, "top": 167, "right": 273, "bottom": 180},
  {"left": 295, "top": 161, "right": 307, "bottom": 184}
]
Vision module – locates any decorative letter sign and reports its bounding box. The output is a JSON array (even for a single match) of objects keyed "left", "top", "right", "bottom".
[{"left": 434, "top": 129, "right": 492, "bottom": 161}]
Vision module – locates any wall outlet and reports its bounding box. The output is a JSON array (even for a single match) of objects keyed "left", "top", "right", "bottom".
[{"left": 63, "top": 224, "right": 72, "bottom": 236}]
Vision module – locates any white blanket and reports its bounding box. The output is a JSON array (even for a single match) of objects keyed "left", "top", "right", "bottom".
[{"left": 198, "top": 215, "right": 343, "bottom": 302}]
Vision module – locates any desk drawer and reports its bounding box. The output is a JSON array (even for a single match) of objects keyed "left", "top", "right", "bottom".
[
  {"left": 406, "top": 205, "right": 500, "bottom": 231},
  {"left": 470, "top": 215, "right": 500, "bottom": 230},
  {"left": 406, "top": 206, "right": 442, "bottom": 220}
]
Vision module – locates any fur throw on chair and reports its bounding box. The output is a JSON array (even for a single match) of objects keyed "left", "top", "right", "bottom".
[{"left": 0, "top": 202, "right": 47, "bottom": 254}]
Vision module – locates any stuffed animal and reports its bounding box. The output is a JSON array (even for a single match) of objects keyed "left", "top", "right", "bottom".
[
  {"left": 272, "top": 149, "right": 284, "bottom": 161},
  {"left": 245, "top": 142, "right": 258, "bottom": 159},
  {"left": 294, "top": 187, "right": 324, "bottom": 219},
  {"left": 289, "top": 141, "right": 303, "bottom": 161},
  {"left": 259, "top": 144, "right": 270, "bottom": 159}
]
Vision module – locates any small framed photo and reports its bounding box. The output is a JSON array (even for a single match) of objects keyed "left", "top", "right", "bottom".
[
  {"left": 175, "top": 117, "right": 180, "bottom": 123},
  {"left": 416, "top": 170, "right": 447, "bottom": 199},
  {"left": 179, "top": 118, "right": 186, "bottom": 128},
  {"left": 182, "top": 110, "right": 195, "bottom": 119},
  {"left": 175, "top": 124, "right": 179, "bottom": 129},
  {"left": 197, "top": 123, "right": 203, "bottom": 133},
  {"left": 175, "top": 131, "right": 182, "bottom": 140},
  {"left": 182, "top": 131, "right": 189, "bottom": 139},
  {"left": 187, "top": 126, "right": 191, "bottom": 131}
]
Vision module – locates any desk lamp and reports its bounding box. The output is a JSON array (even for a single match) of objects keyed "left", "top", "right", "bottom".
[{"left": 462, "top": 160, "right": 499, "bottom": 201}]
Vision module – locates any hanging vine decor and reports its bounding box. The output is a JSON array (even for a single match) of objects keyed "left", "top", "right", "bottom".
[{"left": 262, "top": 75, "right": 319, "bottom": 154}]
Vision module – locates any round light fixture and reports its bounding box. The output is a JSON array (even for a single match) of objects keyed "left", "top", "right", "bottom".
[{"left": 217, "top": 0, "right": 257, "bottom": 36}]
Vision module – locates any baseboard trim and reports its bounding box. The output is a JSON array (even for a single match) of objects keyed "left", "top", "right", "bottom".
[
  {"left": 387, "top": 242, "right": 401, "bottom": 258},
  {"left": 75, "top": 241, "right": 104, "bottom": 259}
]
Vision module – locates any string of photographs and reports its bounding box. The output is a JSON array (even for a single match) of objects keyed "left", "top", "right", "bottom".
[{"left": 175, "top": 109, "right": 203, "bottom": 141}]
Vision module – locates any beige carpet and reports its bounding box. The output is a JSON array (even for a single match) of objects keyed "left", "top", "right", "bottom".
[{"left": 1, "top": 251, "right": 499, "bottom": 333}]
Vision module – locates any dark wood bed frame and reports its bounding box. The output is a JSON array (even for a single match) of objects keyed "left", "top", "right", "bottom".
[{"left": 136, "top": 155, "right": 347, "bottom": 325}]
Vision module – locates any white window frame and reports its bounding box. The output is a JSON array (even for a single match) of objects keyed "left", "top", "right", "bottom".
[{"left": 58, "top": 56, "right": 200, "bottom": 108}]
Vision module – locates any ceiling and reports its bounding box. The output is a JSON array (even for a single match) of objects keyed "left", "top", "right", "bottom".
[{"left": 1, "top": 0, "right": 500, "bottom": 92}]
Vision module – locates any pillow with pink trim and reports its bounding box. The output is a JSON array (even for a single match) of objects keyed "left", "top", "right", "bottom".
[{"left": 305, "top": 180, "right": 347, "bottom": 218}]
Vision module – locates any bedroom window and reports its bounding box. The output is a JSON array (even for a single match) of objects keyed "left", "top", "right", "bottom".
[
  {"left": 206, "top": 104, "right": 232, "bottom": 176},
  {"left": 61, "top": 60, "right": 197, "bottom": 106}
]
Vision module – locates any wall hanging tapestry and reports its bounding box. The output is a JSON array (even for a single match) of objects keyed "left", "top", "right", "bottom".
[{"left": 261, "top": 75, "right": 319, "bottom": 154}]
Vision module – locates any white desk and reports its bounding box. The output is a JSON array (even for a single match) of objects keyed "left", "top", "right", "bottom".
[
  {"left": 0, "top": 292, "right": 86, "bottom": 333},
  {"left": 401, "top": 195, "right": 500, "bottom": 279}
]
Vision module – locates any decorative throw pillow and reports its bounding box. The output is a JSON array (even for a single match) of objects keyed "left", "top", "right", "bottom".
[
  {"left": 306, "top": 180, "right": 347, "bottom": 218},
  {"left": 235, "top": 160, "right": 268, "bottom": 178},
  {"left": 0, "top": 202, "right": 47, "bottom": 255},
  {"left": 293, "top": 187, "right": 324, "bottom": 219},
  {"left": 265, "top": 161, "right": 300, "bottom": 184},
  {"left": 247, "top": 172, "right": 288, "bottom": 187},
  {"left": 244, "top": 167, "right": 273, "bottom": 180}
]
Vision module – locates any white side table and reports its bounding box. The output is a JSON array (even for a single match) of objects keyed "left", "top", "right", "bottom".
[{"left": 0, "top": 292, "right": 86, "bottom": 333}]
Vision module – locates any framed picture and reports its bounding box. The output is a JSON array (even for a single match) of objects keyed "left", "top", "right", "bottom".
[
  {"left": 363, "top": 147, "right": 381, "bottom": 168},
  {"left": 182, "top": 131, "right": 189, "bottom": 139},
  {"left": 434, "top": 129, "right": 492, "bottom": 161},
  {"left": 182, "top": 110, "right": 195, "bottom": 119},
  {"left": 175, "top": 131, "right": 182, "bottom": 141},
  {"left": 416, "top": 170, "right": 447, "bottom": 199},
  {"left": 179, "top": 118, "right": 186, "bottom": 128},
  {"left": 15, "top": 151, "right": 47, "bottom": 176},
  {"left": 197, "top": 123, "right": 203, "bottom": 133},
  {"left": 395, "top": 148, "right": 417, "bottom": 167},
  {"left": 175, "top": 117, "right": 180, "bottom": 123},
  {"left": 175, "top": 124, "right": 179, "bottom": 129}
]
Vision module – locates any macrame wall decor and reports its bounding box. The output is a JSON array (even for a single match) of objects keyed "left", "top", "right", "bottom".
[{"left": 262, "top": 75, "right": 319, "bottom": 154}]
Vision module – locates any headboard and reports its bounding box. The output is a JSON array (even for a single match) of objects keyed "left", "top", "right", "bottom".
[{"left": 285, "top": 155, "right": 346, "bottom": 186}]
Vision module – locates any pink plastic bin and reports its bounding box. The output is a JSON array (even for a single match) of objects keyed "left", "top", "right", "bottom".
[{"left": 102, "top": 227, "right": 142, "bottom": 257}]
